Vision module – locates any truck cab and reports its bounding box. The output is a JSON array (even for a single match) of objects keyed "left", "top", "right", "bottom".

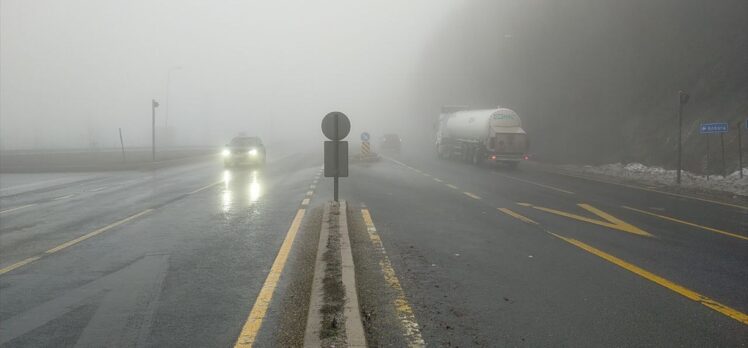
[{"left": 486, "top": 109, "right": 528, "bottom": 166}]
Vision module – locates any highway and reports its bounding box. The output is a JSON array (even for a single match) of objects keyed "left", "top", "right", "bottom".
[
  {"left": 0, "top": 149, "right": 746, "bottom": 346},
  {"left": 0, "top": 152, "right": 323, "bottom": 347}
]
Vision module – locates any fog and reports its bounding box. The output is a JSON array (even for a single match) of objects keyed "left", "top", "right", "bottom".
[
  {"left": 3, "top": 0, "right": 746, "bottom": 173},
  {"left": 414, "top": 0, "right": 747, "bottom": 168},
  {"left": 0, "top": 0, "right": 459, "bottom": 151}
]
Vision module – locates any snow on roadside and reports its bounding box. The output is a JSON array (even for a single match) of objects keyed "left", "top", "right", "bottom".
[{"left": 558, "top": 162, "right": 748, "bottom": 196}]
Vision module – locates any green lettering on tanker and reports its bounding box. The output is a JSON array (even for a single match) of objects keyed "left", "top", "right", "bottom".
[{"left": 492, "top": 114, "right": 514, "bottom": 120}]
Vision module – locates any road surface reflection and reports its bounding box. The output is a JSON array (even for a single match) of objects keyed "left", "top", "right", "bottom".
[{"left": 221, "top": 169, "right": 263, "bottom": 213}]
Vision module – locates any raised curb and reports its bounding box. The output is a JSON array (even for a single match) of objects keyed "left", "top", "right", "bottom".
[
  {"left": 303, "top": 201, "right": 367, "bottom": 347},
  {"left": 303, "top": 203, "right": 330, "bottom": 347},
  {"left": 338, "top": 201, "right": 367, "bottom": 347}
]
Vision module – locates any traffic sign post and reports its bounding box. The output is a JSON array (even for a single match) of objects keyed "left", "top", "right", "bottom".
[
  {"left": 720, "top": 132, "right": 726, "bottom": 177},
  {"left": 360, "top": 132, "right": 370, "bottom": 156},
  {"left": 739, "top": 120, "right": 744, "bottom": 178},
  {"left": 676, "top": 91, "right": 689, "bottom": 184},
  {"left": 152, "top": 99, "right": 159, "bottom": 161},
  {"left": 699, "top": 122, "right": 728, "bottom": 134},
  {"left": 700, "top": 122, "right": 729, "bottom": 177},
  {"left": 321, "top": 112, "right": 351, "bottom": 202},
  {"left": 705, "top": 135, "right": 711, "bottom": 180}
]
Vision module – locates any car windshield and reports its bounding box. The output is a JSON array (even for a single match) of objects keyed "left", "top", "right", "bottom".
[{"left": 230, "top": 137, "right": 261, "bottom": 147}]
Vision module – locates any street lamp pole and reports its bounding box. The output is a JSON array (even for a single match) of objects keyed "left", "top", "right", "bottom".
[
  {"left": 152, "top": 99, "right": 160, "bottom": 161},
  {"left": 677, "top": 90, "right": 689, "bottom": 184}
]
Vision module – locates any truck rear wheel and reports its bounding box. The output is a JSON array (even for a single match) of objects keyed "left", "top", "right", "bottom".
[{"left": 472, "top": 149, "right": 483, "bottom": 166}]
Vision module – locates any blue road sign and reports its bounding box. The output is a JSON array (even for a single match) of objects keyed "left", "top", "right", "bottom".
[
  {"left": 361, "top": 132, "right": 370, "bottom": 141},
  {"left": 699, "top": 122, "right": 728, "bottom": 134}
]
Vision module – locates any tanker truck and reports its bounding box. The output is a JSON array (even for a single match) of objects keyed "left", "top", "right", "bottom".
[{"left": 436, "top": 106, "right": 529, "bottom": 168}]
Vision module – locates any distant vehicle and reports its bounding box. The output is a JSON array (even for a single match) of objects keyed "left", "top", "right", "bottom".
[
  {"left": 436, "top": 106, "right": 529, "bottom": 168},
  {"left": 380, "top": 133, "right": 402, "bottom": 153},
  {"left": 222, "top": 136, "right": 266, "bottom": 168}
]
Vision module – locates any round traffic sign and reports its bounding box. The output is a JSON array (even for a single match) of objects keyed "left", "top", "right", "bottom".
[
  {"left": 361, "top": 132, "right": 370, "bottom": 141},
  {"left": 321, "top": 111, "right": 351, "bottom": 141}
]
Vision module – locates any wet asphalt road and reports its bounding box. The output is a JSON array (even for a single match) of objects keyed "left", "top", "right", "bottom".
[
  {"left": 1, "top": 148, "right": 746, "bottom": 347},
  {"left": 0, "top": 152, "right": 323, "bottom": 347},
  {"left": 340, "top": 151, "right": 747, "bottom": 347}
]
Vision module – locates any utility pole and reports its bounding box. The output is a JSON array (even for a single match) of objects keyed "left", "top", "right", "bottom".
[
  {"left": 119, "top": 128, "right": 126, "bottom": 161},
  {"left": 152, "top": 99, "right": 159, "bottom": 161},
  {"left": 676, "top": 90, "right": 689, "bottom": 184}
]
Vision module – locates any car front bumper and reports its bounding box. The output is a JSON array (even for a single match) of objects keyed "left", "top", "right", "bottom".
[{"left": 224, "top": 155, "right": 264, "bottom": 166}]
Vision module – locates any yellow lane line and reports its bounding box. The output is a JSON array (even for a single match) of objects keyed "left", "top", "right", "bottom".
[
  {"left": 446, "top": 184, "right": 459, "bottom": 190},
  {"left": 45, "top": 209, "right": 153, "bottom": 254},
  {"left": 498, "top": 208, "right": 538, "bottom": 225},
  {"left": 0, "top": 209, "right": 153, "bottom": 276},
  {"left": 463, "top": 192, "right": 482, "bottom": 200},
  {"left": 187, "top": 180, "right": 222, "bottom": 194},
  {"left": 234, "top": 209, "right": 306, "bottom": 347},
  {"left": 549, "top": 232, "right": 748, "bottom": 325},
  {"left": 0, "top": 256, "right": 41, "bottom": 275},
  {"left": 495, "top": 173, "right": 574, "bottom": 194},
  {"left": 622, "top": 206, "right": 748, "bottom": 241},
  {"left": 527, "top": 203, "right": 652, "bottom": 237},
  {"left": 577, "top": 204, "right": 651, "bottom": 236},
  {"left": 0, "top": 204, "right": 36, "bottom": 214},
  {"left": 547, "top": 170, "right": 748, "bottom": 211},
  {"left": 361, "top": 208, "right": 425, "bottom": 347}
]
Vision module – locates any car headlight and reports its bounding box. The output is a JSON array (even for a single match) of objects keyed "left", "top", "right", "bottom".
[
  {"left": 222, "top": 149, "right": 231, "bottom": 157},
  {"left": 248, "top": 149, "right": 258, "bottom": 156}
]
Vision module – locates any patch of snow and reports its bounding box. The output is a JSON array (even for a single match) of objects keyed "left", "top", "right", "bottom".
[{"left": 559, "top": 162, "right": 747, "bottom": 196}]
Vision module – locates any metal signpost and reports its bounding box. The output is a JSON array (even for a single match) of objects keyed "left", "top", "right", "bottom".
[
  {"left": 152, "top": 99, "right": 159, "bottom": 161},
  {"left": 361, "top": 132, "right": 370, "bottom": 156},
  {"left": 739, "top": 120, "right": 746, "bottom": 178},
  {"left": 700, "top": 122, "right": 729, "bottom": 177},
  {"left": 699, "top": 122, "right": 728, "bottom": 134},
  {"left": 119, "top": 128, "right": 126, "bottom": 161},
  {"left": 676, "top": 91, "right": 689, "bottom": 184},
  {"left": 321, "top": 112, "right": 351, "bottom": 202}
]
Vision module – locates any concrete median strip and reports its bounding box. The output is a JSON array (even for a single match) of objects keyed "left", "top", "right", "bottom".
[{"left": 304, "top": 201, "right": 367, "bottom": 347}]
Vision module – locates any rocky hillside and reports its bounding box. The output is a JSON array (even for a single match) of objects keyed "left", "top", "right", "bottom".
[{"left": 413, "top": 0, "right": 748, "bottom": 173}]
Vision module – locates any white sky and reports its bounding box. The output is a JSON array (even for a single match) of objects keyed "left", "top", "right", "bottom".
[{"left": 0, "top": 0, "right": 462, "bottom": 149}]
